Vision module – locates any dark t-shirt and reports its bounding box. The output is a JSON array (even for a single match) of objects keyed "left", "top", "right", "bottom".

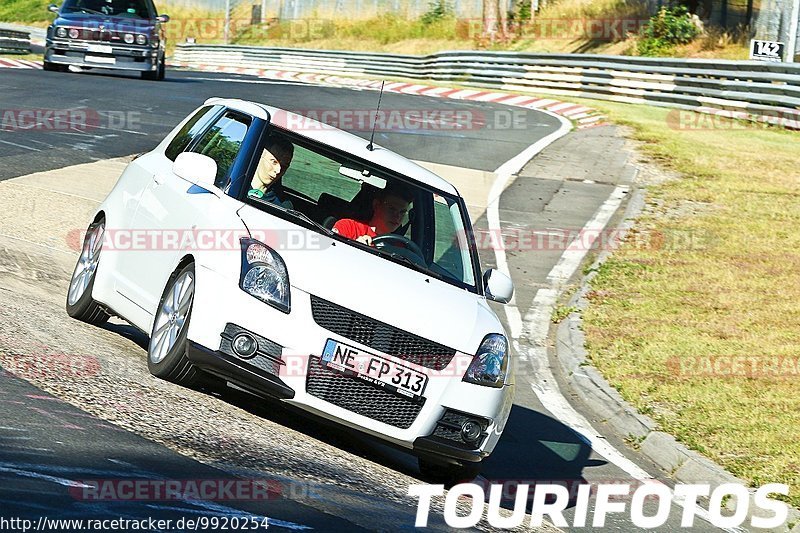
[{"left": 248, "top": 188, "right": 292, "bottom": 209}]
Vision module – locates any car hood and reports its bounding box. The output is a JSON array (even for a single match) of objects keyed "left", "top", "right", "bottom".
[
  {"left": 55, "top": 14, "right": 156, "bottom": 34},
  {"left": 238, "top": 205, "right": 499, "bottom": 354}
]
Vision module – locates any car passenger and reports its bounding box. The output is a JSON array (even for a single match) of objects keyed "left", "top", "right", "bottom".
[
  {"left": 248, "top": 135, "right": 294, "bottom": 209},
  {"left": 333, "top": 184, "right": 412, "bottom": 246}
]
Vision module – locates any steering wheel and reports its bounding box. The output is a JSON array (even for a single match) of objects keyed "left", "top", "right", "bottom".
[{"left": 372, "top": 234, "right": 425, "bottom": 264}]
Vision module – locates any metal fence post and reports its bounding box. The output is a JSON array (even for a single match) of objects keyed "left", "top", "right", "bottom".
[
  {"left": 224, "top": 0, "right": 231, "bottom": 43},
  {"left": 789, "top": 0, "right": 800, "bottom": 62}
]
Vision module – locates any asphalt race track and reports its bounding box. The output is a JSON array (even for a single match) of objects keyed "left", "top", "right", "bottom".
[
  {"left": 0, "top": 68, "right": 562, "bottom": 180},
  {"left": 0, "top": 67, "right": 725, "bottom": 531}
]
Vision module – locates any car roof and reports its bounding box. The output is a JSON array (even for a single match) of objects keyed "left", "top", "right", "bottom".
[{"left": 205, "top": 97, "right": 459, "bottom": 196}]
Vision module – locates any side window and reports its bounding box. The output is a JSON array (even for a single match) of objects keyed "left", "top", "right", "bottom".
[
  {"left": 191, "top": 112, "right": 251, "bottom": 188},
  {"left": 164, "top": 106, "right": 218, "bottom": 161},
  {"left": 432, "top": 195, "right": 465, "bottom": 281}
]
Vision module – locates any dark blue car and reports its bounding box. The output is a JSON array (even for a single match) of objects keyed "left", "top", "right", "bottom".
[{"left": 44, "top": 0, "right": 169, "bottom": 80}]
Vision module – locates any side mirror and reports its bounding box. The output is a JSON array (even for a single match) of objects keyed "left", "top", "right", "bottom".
[
  {"left": 48, "top": 4, "right": 59, "bottom": 13},
  {"left": 484, "top": 269, "right": 514, "bottom": 304},
  {"left": 173, "top": 152, "right": 218, "bottom": 191},
  {"left": 156, "top": 14, "right": 170, "bottom": 23}
]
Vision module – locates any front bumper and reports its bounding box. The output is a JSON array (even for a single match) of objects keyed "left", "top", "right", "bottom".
[
  {"left": 187, "top": 341, "right": 295, "bottom": 400},
  {"left": 186, "top": 264, "right": 515, "bottom": 462},
  {"left": 45, "top": 39, "right": 159, "bottom": 71}
]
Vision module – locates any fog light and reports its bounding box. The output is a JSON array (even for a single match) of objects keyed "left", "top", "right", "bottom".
[
  {"left": 461, "top": 420, "right": 482, "bottom": 444},
  {"left": 232, "top": 333, "right": 257, "bottom": 359}
]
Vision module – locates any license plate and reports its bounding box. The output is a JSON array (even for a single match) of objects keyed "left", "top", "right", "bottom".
[
  {"left": 87, "top": 44, "right": 113, "bottom": 54},
  {"left": 85, "top": 55, "right": 116, "bottom": 65},
  {"left": 321, "top": 339, "right": 428, "bottom": 400}
]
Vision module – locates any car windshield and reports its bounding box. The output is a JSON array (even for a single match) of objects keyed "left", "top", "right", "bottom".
[
  {"left": 243, "top": 134, "right": 478, "bottom": 291},
  {"left": 62, "top": 0, "right": 153, "bottom": 18}
]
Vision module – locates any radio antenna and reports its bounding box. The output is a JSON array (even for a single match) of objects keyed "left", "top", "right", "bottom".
[{"left": 366, "top": 80, "right": 385, "bottom": 152}]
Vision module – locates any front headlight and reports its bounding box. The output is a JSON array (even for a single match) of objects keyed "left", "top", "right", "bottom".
[
  {"left": 124, "top": 33, "right": 135, "bottom": 44},
  {"left": 463, "top": 334, "right": 508, "bottom": 388},
  {"left": 135, "top": 34, "right": 147, "bottom": 45},
  {"left": 239, "top": 238, "right": 290, "bottom": 313},
  {"left": 55, "top": 27, "right": 67, "bottom": 38},
  {"left": 68, "top": 28, "right": 79, "bottom": 39}
]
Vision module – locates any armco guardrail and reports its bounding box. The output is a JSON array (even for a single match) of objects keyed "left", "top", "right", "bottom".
[
  {"left": 0, "top": 28, "right": 32, "bottom": 54},
  {"left": 173, "top": 44, "right": 800, "bottom": 129}
]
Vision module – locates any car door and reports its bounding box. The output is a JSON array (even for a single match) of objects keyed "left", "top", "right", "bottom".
[
  {"left": 119, "top": 108, "right": 254, "bottom": 318},
  {"left": 113, "top": 105, "right": 221, "bottom": 313}
]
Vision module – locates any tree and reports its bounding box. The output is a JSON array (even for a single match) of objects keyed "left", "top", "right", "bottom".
[{"left": 483, "top": 0, "right": 500, "bottom": 41}]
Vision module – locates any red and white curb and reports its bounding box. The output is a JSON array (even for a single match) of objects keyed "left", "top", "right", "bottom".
[
  {"left": 1, "top": 57, "right": 607, "bottom": 128},
  {"left": 169, "top": 62, "right": 607, "bottom": 129},
  {"left": 0, "top": 58, "right": 43, "bottom": 69}
]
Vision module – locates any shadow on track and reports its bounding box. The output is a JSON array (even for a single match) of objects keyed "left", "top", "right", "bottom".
[{"left": 480, "top": 404, "right": 604, "bottom": 512}]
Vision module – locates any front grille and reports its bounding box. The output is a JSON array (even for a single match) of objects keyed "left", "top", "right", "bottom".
[
  {"left": 65, "top": 28, "right": 125, "bottom": 42},
  {"left": 310, "top": 296, "right": 456, "bottom": 370},
  {"left": 306, "top": 357, "right": 425, "bottom": 429}
]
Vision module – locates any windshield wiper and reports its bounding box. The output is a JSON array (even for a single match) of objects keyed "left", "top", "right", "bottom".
[{"left": 283, "top": 209, "right": 334, "bottom": 236}]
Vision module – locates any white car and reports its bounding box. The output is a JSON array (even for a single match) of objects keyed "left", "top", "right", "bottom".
[{"left": 66, "top": 97, "right": 516, "bottom": 479}]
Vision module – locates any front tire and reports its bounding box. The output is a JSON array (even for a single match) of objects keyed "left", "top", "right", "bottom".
[
  {"left": 157, "top": 56, "right": 166, "bottom": 80},
  {"left": 147, "top": 263, "right": 201, "bottom": 386},
  {"left": 66, "top": 219, "right": 110, "bottom": 325},
  {"left": 43, "top": 60, "right": 64, "bottom": 72},
  {"left": 141, "top": 55, "right": 165, "bottom": 81}
]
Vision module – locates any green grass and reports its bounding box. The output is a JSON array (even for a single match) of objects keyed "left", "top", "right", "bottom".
[
  {"left": 0, "top": 52, "right": 40, "bottom": 60},
  {"left": 0, "top": 0, "right": 748, "bottom": 58},
  {"left": 573, "top": 101, "right": 800, "bottom": 507},
  {"left": 552, "top": 305, "right": 579, "bottom": 323},
  {"left": 0, "top": 0, "right": 51, "bottom": 23}
]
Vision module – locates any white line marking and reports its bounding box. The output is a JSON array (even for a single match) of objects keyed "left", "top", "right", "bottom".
[
  {"left": 0, "top": 139, "right": 41, "bottom": 152},
  {"left": 488, "top": 110, "right": 572, "bottom": 339},
  {"left": 546, "top": 185, "right": 628, "bottom": 286},
  {"left": 0, "top": 463, "right": 92, "bottom": 488},
  {"left": 491, "top": 116, "right": 742, "bottom": 531}
]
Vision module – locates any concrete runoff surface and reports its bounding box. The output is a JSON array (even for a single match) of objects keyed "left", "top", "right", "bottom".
[{"left": 0, "top": 65, "right": 743, "bottom": 530}]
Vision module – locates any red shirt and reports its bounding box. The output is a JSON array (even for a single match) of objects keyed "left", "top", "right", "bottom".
[{"left": 332, "top": 219, "right": 376, "bottom": 240}]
